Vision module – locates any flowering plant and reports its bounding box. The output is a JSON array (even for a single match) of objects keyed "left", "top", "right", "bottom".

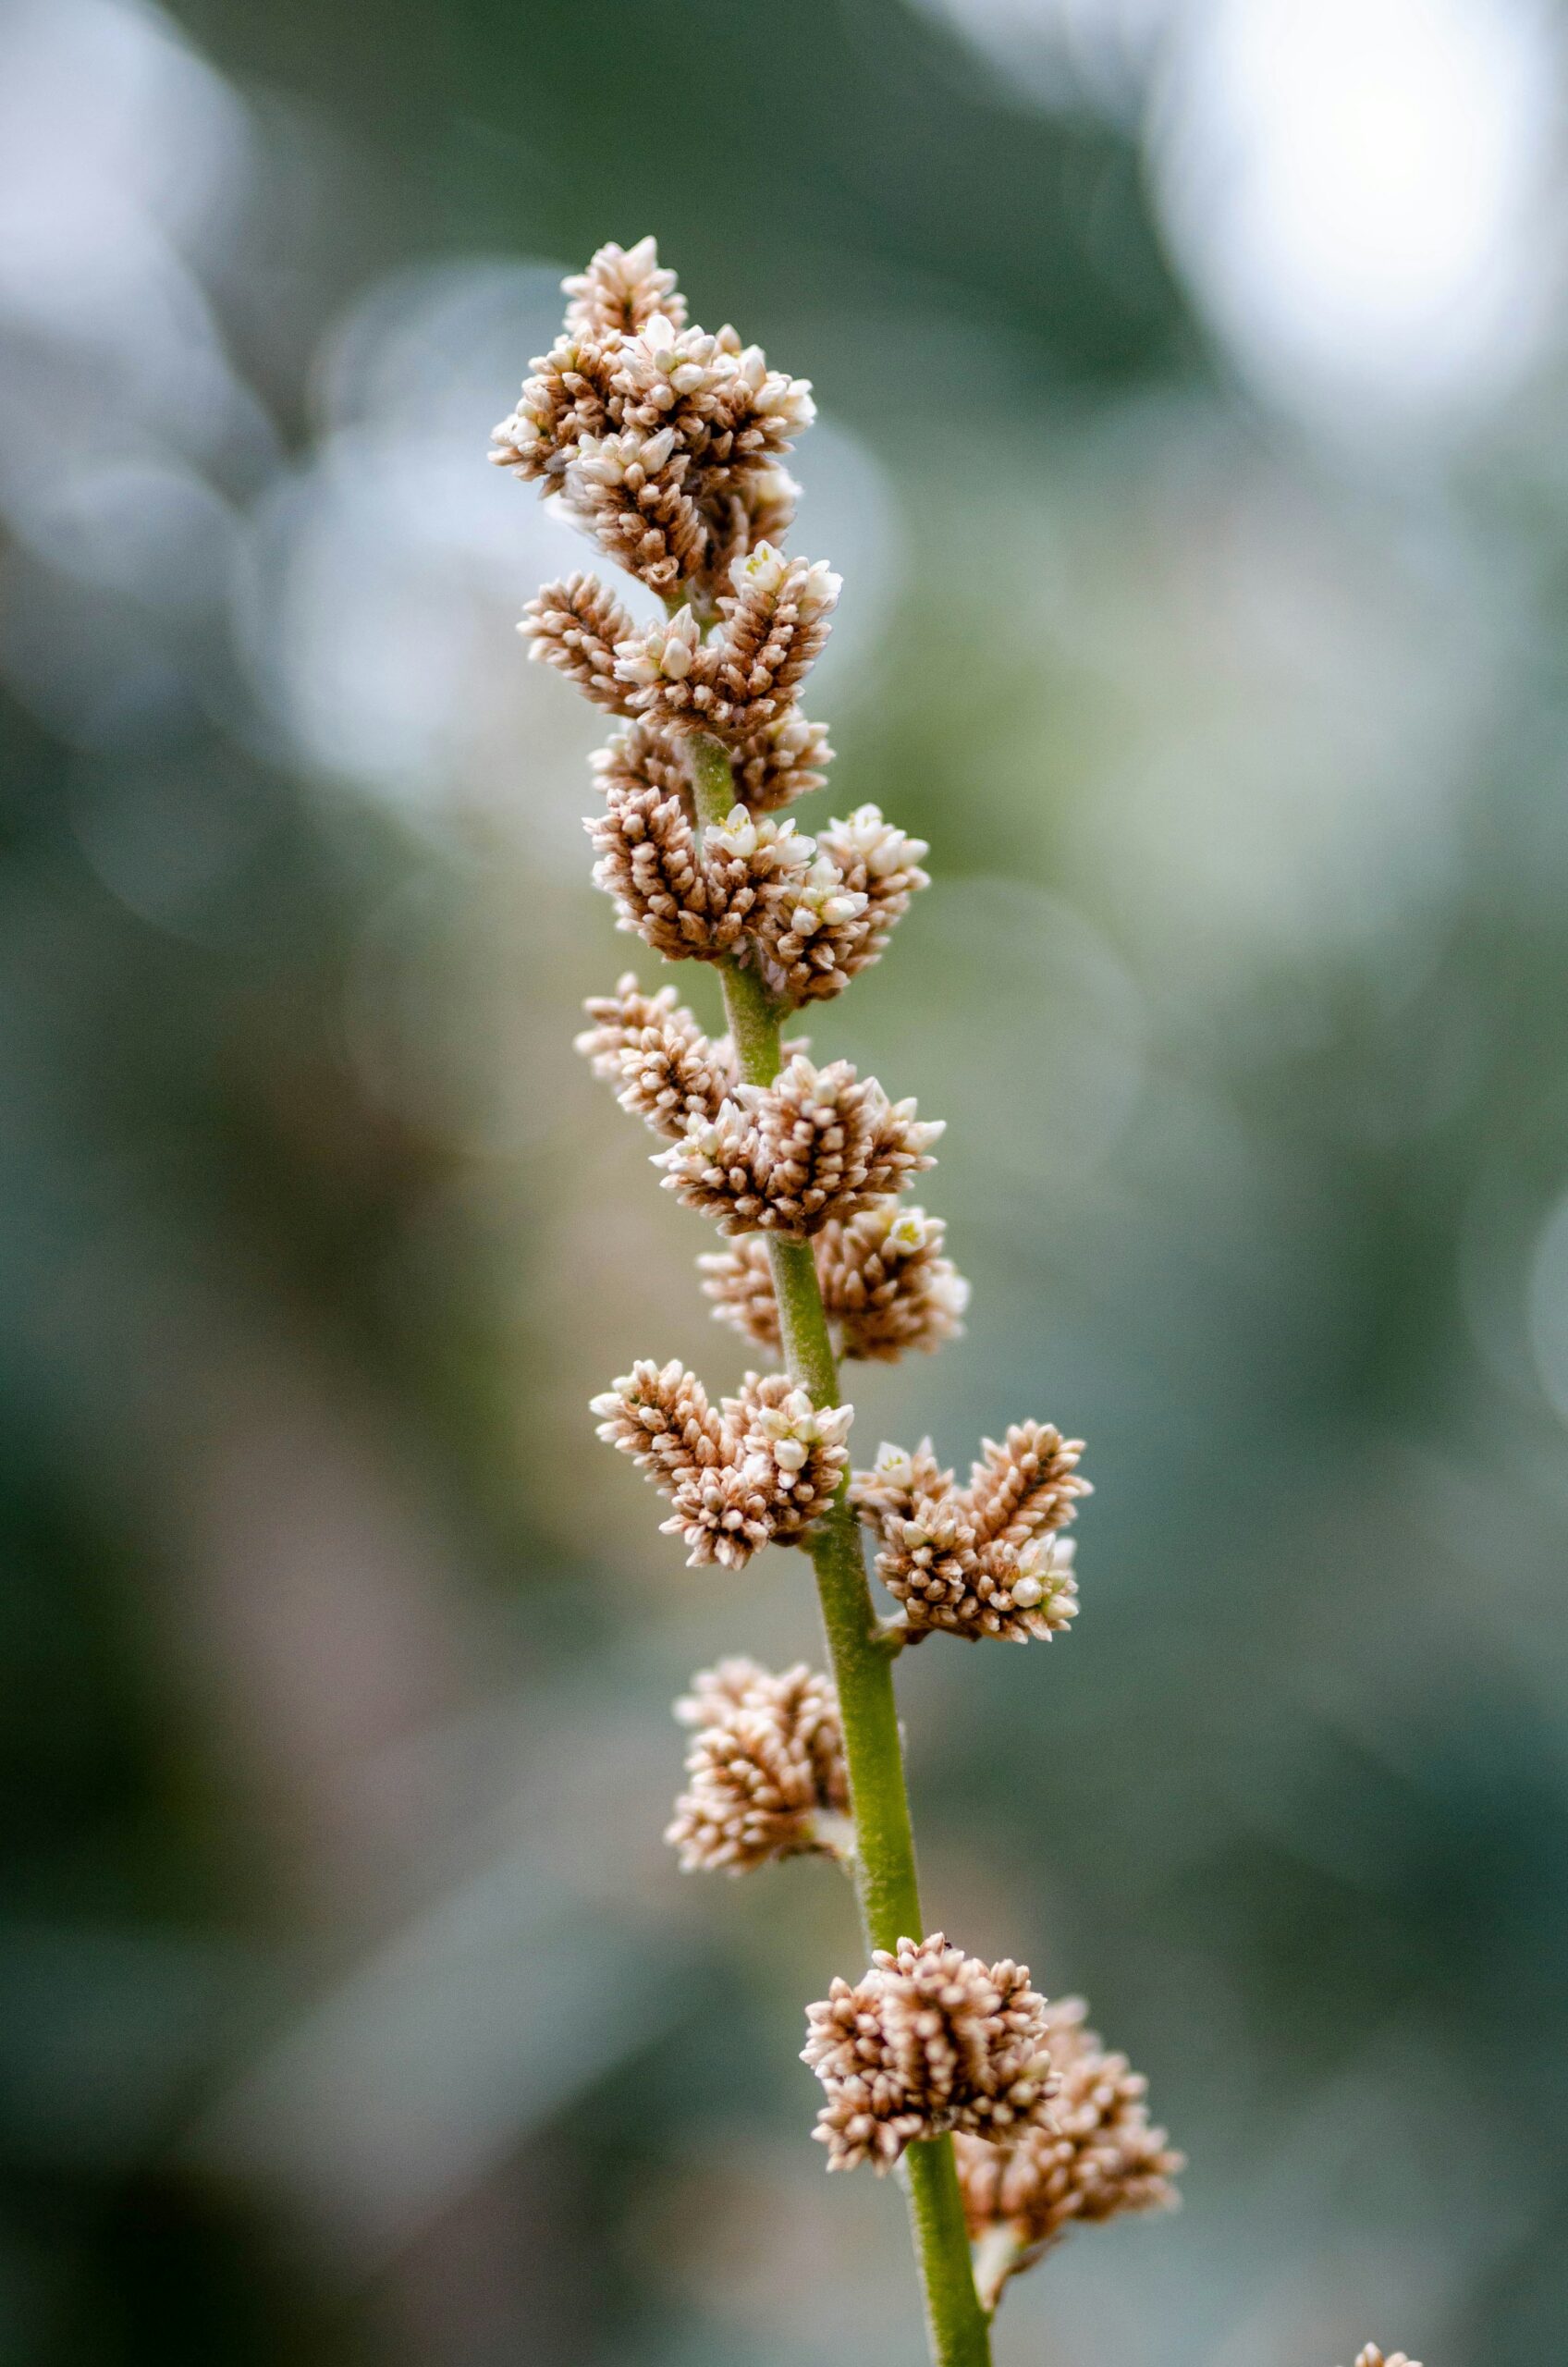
[{"left": 494, "top": 236, "right": 1414, "bottom": 2367}]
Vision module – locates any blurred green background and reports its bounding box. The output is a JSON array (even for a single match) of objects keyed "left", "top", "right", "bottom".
[{"left": 2, "top": 0, "right": 1565, "bottom": 2361}]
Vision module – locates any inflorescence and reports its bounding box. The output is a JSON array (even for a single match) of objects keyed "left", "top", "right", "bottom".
[
  {"left": 954, "top": 1996, "right": 1183, "bottom": 2305},
  {"left": 667, "top": 1659, "right": 849, "bottom": 1872},
  {"left": 802, "top": 1934, "right": 1058, "bottom": 2173},
  {"left": 591, "top": 1361, "right": 851, "bottom": 1569},
  {"left": 502, "top": 233, "right": 1184, "bottom": 2330},
  {"left": 700, "top": 1202, "right": 969, "bottom": 1364},
  {"left": 852, "top": 1427, "right": 1088, "bottom": 1644}
]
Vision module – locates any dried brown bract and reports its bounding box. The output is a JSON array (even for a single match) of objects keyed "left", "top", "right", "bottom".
[
  {"left": 704, "top": 462, "right": 802, "bottom": 590},
  {"left": 704, "top": 546, "right": 841, "bottom": 731},
  {"left": 667, "top": 1659, "right": 849, "bottom": 1872},
  {"left": 824, "top": 1204, "right": 968, "bottom": 1358},
  {"left": 566, "top": 426, "right": 708, "bottom": 595},
  {"left": 491, "top": 337, "right": 617, "bottom": 484},
  {"left": 729, "top": 1370, "right": 854, "bottom": 1545},
  {"left": 589, "top": 718, "right": 695, "bottom": 815},
  {"left": 954, "top": 1996, "right": 1182, "bottom": 2304},
  {"left": 751, "top": 852, "right": 869, "bottom": 1002},
  {"left": 700, "top": 1203, "right": 968, "bottom": 1362},
  {"left": 802, "top": 1933, "right": 1057, "bottom": 2173},
  {"left": 851, "top": 1426, "right": 1088, "bottom": 1643}
]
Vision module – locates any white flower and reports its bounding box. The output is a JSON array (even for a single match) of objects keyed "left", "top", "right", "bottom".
[
  {"left": 827, "top": 804, "right": 930, "bottom": 876},
  {"left": 754, "top": 366, "right": 816, "bottom": 435},
  {"left": 743, "top": 462, "right": 800, "bottom": 516},
  {"left": 892, "top": 1100, "right": 944, "bottom": 1153},
  {"left": 780, "top": 853, "right": 869, "bottom": 936},
  {"left": 750, "top": 1386, "right": 854, "bottom": 1473},
  {"left": 872, "top": 1441, "right": 920, "bottom": 1492},
  {"left": 731, "top": 540, "right": 792, "bottom": 598},
  {"left": 614, "top": 607, "right": 702, "bottom": 688},
  {"left": 626, "top": 314, "right": 727, "bottom": 402},
  {"left": 728, "top": 546, "right": 840, "bottom": 621},
  {"left": 930, "top": 1269, "right": 973, "bottom": 1320},
  {"left": 705, "top": 805, "right": 815, "bottom": 871},
  {"left": 1009, "top": 1534, "right": 1076, "bottom": 1613},
  {"left": 794, "top": 558, "right": 841, "bottom": 618},
  {"left": 574, "top": 425, "right": 677, "bottom": 485},
  {"left": 493, "top": 406, "right": 540, "bottom": 452}
]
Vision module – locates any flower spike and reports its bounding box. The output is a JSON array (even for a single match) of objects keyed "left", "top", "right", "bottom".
[{"left": 501, "top": 242, "right": 1127, "bottom": 2364}]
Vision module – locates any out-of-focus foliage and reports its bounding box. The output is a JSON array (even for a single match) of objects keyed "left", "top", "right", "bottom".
[{"left": 1, "top": 0, "right": 1564, "bottom": 2361}]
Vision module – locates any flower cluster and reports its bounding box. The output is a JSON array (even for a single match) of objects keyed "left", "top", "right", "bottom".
[
  {"left": 730, "top": 708, "right": 836, "bottom": 810},
  {"left": 753, "top": 805, "right": 931, "bottom": 1003},
  {"left": 588, "top": 786, "right": 815, "bottom": 965},
  {"left": 611, "top": 545, "right": 842, "bottom": 737},
  {"left": 700, "top": 1203, "right": 968, "bottom": 1362},
  {"left": 851, "top": 1427, "right": 1088, "bottom": 1643},
  {"left": 585, "top": 710, "right": 837, "bottom": 819},
  {"left": 521, "top": 573, "right": 635, "bottom": 712},
  {"left": 591, "top": 1361, "right": 852, "bottom": 1568},
  {"left": 954, "top": 1996, "right": 1182, "bottom": 2304},
  {"left": 493, "top": 236, "right": 815, "bottom": 609},
  {"left": 560, "top": 237, "right": 684, "bottom": 337},
  {"left": 802, "top": 1933, "right": 1058, "bottom": 2174},
  {"left": 510, "top": 243, "right": 929, "bottom": 1036},
  {"left": 582, "top": 714, "right": 928, "bottom": 1007},
  {"left": 574, "top": 975, "right": 737, "bottom": 1138},
  {"left": 654, "top": 1055, "right": 942, "bottom": 1239},
  {"left": 667, "top": 1659, "right": 849, "bottom": 1872}
]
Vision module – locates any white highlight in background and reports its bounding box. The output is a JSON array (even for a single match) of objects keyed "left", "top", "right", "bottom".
[{"left": 1153, "top": 0, "right": 1561, "bottom": 431}]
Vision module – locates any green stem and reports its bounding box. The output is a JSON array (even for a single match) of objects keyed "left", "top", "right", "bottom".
[{"left": 689, "top": 733, "right": 992, "bottom": 2367}]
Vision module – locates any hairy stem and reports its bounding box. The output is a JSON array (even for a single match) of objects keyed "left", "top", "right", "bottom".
[{"left": 690, "top": 732, "right": 991, "bottom": 2367}]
